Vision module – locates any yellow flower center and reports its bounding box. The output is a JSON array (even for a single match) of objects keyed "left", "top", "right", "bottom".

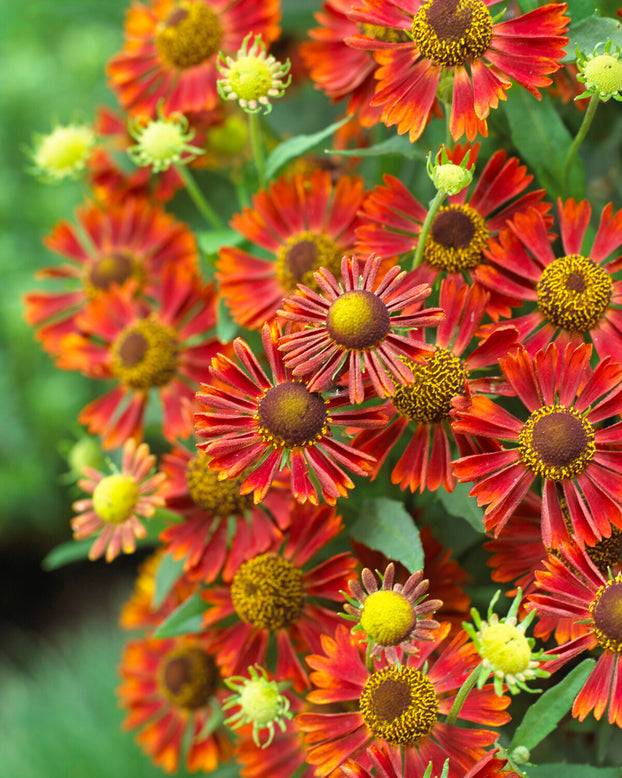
[
  {"left": 519, "top": 405, "right": 595, "bottom": 481},
  {"left": 360, "top": 590, "right": 416, "bottom": 646},
  {"left": 85, "top": 251, "right": 143, "bottom": 297},
  {"left": 583, "top": 53, "right": 622, "bottom": 101},
  {"left": 359, "top": 666, "right": 438, "bottom": 746},
  {"left": 185, "top": 452, "right": 252, "bottom": 515},
  {"left": 33, "top": 124, "right": 95, "bottom": 179},
  {"left": 157, "top": 646, "right": 220, "bottom": 709},
  {"left": 111, "top": 318, "right": 179, "bottom": 390},
  {"left": 228, "top": 57, "right": 274, "bottom": 101},
  {"left": 92, "top": 473, "right": 139, "bottom": 524},
  {"left": 591, "top": 576, "right": 622, "bottom": 653},
  {"left": 276, "top": 232, "right": 342, "bottom": 293},
  {"left": 256, "top": 382, "right": 328, "bottom": 448},
  {"left": 411, "top": 0, "right": 493, "bottom": 68},
  {"left": 392, "top": 348, "right": 468, "bottom": 424},
  {"left": 424, "top": 204, "right": 488, "bottom": 272},
  {"left": 536, "top": 254, "right": 612, "bottom": 333},
  {"left": 326, "top": 290, "right": 391, "bottom": 350},
  {"left": 480, "top": 622, "right": 531, "bottom": 675},
  {"left": 155, "top": 1, "right": 223, "bottom": 69},
  {"left": 236, "top": 675, "right": 283, "bottom": 727},
  {"left": 231, "top": 553, "right": 305, "bottom": 630}
]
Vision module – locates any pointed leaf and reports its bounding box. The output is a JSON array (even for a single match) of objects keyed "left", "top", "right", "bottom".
[
  {"left": 153, "top": 592, "right": 208, "bottom": 638},
  {"left": 330, "top": 133, "right": 426, "bottom": 160},
  {"left": 265, "top": 116, "right": 350, "bottom": 180},
  {"left": 435, "top": 481, "right": 485, "bottom": 533},
  {"left": 152, "top": 552, "right": 186, "bottom": 610},
  {"left": 351, "top": 497, "right": 424, "bottom": 573}
]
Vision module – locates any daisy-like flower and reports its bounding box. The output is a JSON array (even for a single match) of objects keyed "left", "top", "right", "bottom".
[
  {"left": 353, "top": 277, "right": 518, "bottom": 493},
  {"left": 216, "top": 169, "right": 368, "bottom": 329},
  {"left": 118, "top": 632, "right": 234, "bottom": 773},
  {"left": 201, "top": 502, "right": 357, "bottom": 692},
  {"left": 159, "top": 441, "right": 291, "bottom": 583},
  {"left": 476, "top": 199, "right": 622, "bottom": 364},
  {"left": 56, "top": 266, "right": 224, "bottom": 448},
  {"left": 278, "top": 254, "right": 444, "bottom": 404},
  {"left": 27, "top": 122, "right": 95, "bottom": 182},
  {"left": 356, "top": 143, "right": 550, "bottom": 319},
  {"left": 343, "top": 562, "right": 442, "bottom": 663},
  {"left": 71, "top": 437, "right": 166, "bottom": 562},
  {"left": 451, "top": 341, "right": 622, "bottom": 548},
  {"left": 346, "top": 0, "right": 569, "bottom": 142},
  {"left": 23, "top": 198, "right": 198, "bottom": 354},
  {"left": 297, "top": 622, "right": 510, "bottom": 778},
  {"left": 194, "top": 322, "right": 384, "bottom": 506},
  {"left": 106, "top": 0, "right": 281, "bottom": 117},
  {"left": 529, "top": 541, "right": 622, "bottom": 726}
]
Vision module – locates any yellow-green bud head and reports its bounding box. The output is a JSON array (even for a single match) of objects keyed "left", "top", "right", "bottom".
[
  {"left": 29, "top": 123, "right": 95, "bottom": 182},
  {"left": 92, "top": 473, "right": 139, "bottom": 524},
  {"left": 427, "top": 146, "right": 473, "bottom": 195},
  {"left": 128, "top": 107, "right": 203, "bottom": 172},
  {"left": 576, "top": 41, "right": 622, "bottom": 102},
  {"left": 480, "top": 622, "right": 531, "bottom": 675}
]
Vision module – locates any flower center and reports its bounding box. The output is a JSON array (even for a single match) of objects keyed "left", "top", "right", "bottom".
[
  {"left": 480, "top": 623, "right": 531, "bottom": 675},
  {"left": 424, "top": 205, "right": 488, "bottom": 272},
  {"left": 257, "top": 382, "right": 328, "bottom": 448},
  {"left": 157, "top": 646, "right": 220, "bottom": 709},
  {"left": 111, "top": 318, "right": 179, "bottom": 390},
  {"left": 227, "top": 57, "right": 274, "bottom": 101},
  {"left": 185, "top": 453, "right": 252, "bottom": 515},
  {"left": 326, "top": 290, "right": 391, "bottom": 350},
  {"left": 155, "top": 1, "right": 223, "bottom": 70},
  {"left": 359, "top": 666, "right": 438, "bottom": 746},
  {"left": 358, "top": 23, "right": 412, "bottom": 44},
  {"left": 92, "top": 473, "right": 139, "bottom": 524},
  {"left": 86, "top": 251, "right": 142, "bottom": 296},
  {"left": 33, "top": 124, "right": 95, "bottom": 179},
  {"left": 536, "top": 254, "right": 612, "bottom": 333},
  {"left": 235, "top": 674, "right": 284, "bottom": 727},
  {"left": 231, "top": 553, "right": 305, "bottom": 629},
  {"left": 276, "top": 232, "right": 342, "bottom": 292},
  {"left": 586, "top": 528, "right": 622, "bottom": 573},
  {"left": 519, "top": 405, "right": 595, "bottom": 481},
  {"left": 583, "top": 53, "right": 622, "bottom": 101},
  {"left": 360, "top": 590, "right": 416, "bottom": 646},
  {"left": 591, "top": 576, "right": 622, "bottom": 653},
  {"left": 411, "top": 0, "right": 493, "bottom": 68},
  {"left": 392, "top": 348, "right": 468, "bottom": 424}
]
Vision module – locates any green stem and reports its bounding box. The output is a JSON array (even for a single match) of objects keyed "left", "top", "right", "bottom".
[
  {"left": 174, "top": 164, "right": 224, "bottom": 229},
  {"left": 446, "top": 663, "right": 482, "bottom": 726},
  {"left": 411, "top": 189, "right": 448, "bottom": 270},
  {"left": 248, "top": 113, "right": 266, "bottom": 188},
  {"left": 563, "top": 94, "right": 599, "bottom": 196},
  {"left": 365, "top": 643, "right": 375, "bottom": 674}
]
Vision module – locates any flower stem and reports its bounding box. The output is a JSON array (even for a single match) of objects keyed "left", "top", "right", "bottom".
[
  {"left": 446, "top": 663, "right": 482, "bottom": 726},
  {"left": 174, "top": 164, "right": 224, "bottom": 229},
  {"left": 248, "top": 113, "right": 267, "bottom": 188},
  {"left": 563, "top": 94, "right": 599, "bottom": 196},
  {"left": 365, "top": 643, "right": 375, "bottom": 674},
  {"left": 412, "top": 189, "right": 447, "bottom": 270}
]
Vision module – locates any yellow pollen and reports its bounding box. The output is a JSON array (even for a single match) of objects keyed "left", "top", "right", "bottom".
[
  {"left": 231, "top": 553, "right": 305, "bottom": 630},
  {"left": 111, "top": 318, "right": 179, "bottom": 390},
  {"left": 276, "top": 232, "right": 342, "bottom": 292},
  {"left": 185, "top": 453, "right": 252, "bottom": 515},
  {"left": 155, "top": 1, "right": 223, "bottom": 69},
  {"left": 92, "top": 473, "right": 139, "bottom": 524},
  {"left": 326, "top": 290, "right": 391, "bottom": 350},
  {"left": 359, "top": 666, "right": 438, "bottom": 746},
  {"left": 360, "top": 591, "right": 416, "bottom": 646},
  {"left": 227, "top": 57, "right": 274, "bottom": 101},
  {"left": 586, "top": 528, "right": 622, "bottom": 573},
  {"left": 519, "top": 405, "right": 595, "bottom": 481},
  {"left": 392, "top": 348, "right": 467, "bottom": 424},
  {"left": 424, "top": 204, "right": 488, "bottom": 272},
  {"left": 480, "top": 622, "right": 531, "bottom": 675},
  {"left": 256, "top": 382, "right": 327, "bottom": 448},
  {"left": 358, "top": 23, "right": 412, "bottom": 44},
  {"left": 411, "top": 0, "right": 493, "bottom": 68},
  {"left": 157, "top": 646, "right": 219, "bottom": 709},
  {"left": 537, "top": 254, "right": 612, "bottom": 332},
  {"left": 591, "top": 576, "right": 622, "bottom": 653}
]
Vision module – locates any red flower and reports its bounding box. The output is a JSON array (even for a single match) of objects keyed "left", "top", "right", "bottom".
[
  {"left": 23, "top": 198, "right": 198, "bottom": 354},
  {"left": 346, "top": 0, "right": 569, "bottom": 141},
  {"left": 452, "top": 342, "right": 622, "bottom": 548},
  {"left": 194, "top": 322, "right": 385, "bottom": 505},
  {"left": 353, "top": 278, "right": 517, "bottom": 493},
  {"left": 57, "top": 266, "right": 224, "bottom": 448},
  {"left": 200, "top": 502, "right": 357, "bottom": 692},
  {"left": 217, "top": 169, "right": 368, "bottom": 329},
  {"left": 107, "top": 0, "right": 281, "bottom": 116},
  {"left": 278, "top": 254, "right": 443, "bottom": 403},
  {"left": 476, "top": 199, "right": 622, "bottom": 363},
  {"left": 297, "top": 622, "right": 510, "bottom": 778}
]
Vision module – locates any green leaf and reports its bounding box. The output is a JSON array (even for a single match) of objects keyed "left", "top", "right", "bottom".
[
  {"left": 330, "top": 133, "right": 426, "bottom": 160},
  {"left": 565, "top": 15, "right": 622, "bottom": 61},
  {"left": 435, "top": 481, "right": 485, "bottom": 533},
  {"left": 153, "top": 592, "right": 208, "bottom": 638},
  {"left": 503, "top": 89, "right": 585, "bottom": 199},
  {"left": 198, "top": 229, "right": 244, "bottom": 256},
  {"left": 565, "top": 0, "right": 602, "bottom": 25},
  {"left": 41, "top": 539, "right": 95, "bottom": 571},
  {"left": 152, "top": 552, "right": 186, "bottom": 610},
  {"left": 350, "top": 497, "right": 424, "bottom": 573},
  {"left": 509, "top": 658, "right": 596, "bottom": 752},
  {"left": 265, "top": 116, "right": 350, "bottom": 180},
  {"left": 527, "top": 766, "right": 622, "bottom": 778},
  {"left": 217, "top": 295, "right": 240, "bottom": 343}
]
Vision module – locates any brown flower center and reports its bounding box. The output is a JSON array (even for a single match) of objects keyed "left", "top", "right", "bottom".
[
  {"left": 586, "top": 528, "right": 622, "bottom": 573},
  {"left": 185, "top": 452, "right": 252, "bottom": 515},
  {"left": 359, "top": 666, "right": 438, "bottom": 746},
  {"left": 537, "top": 254, "right": 612, "bottom": 333},
  {"left": 86, "top": 251, "right": 143, "bottom": 296},
  {"left": 231, "top": 553, "right": 305, "bottom": 629},
  {"left": 276, "top": 231, "right": 342, "bottom": 292},
  {"left": 326, "top": 290, "right": 391, "bottom": 350},
  {"left": 591, "top": 576, "right": 622, "bottom": 653},
  {"left": 155, "top": 1, "right": 223, "bottom": 70},
  {"left": 411, "top": 0, "right": 493, "bottom": 68},
  {"left": 257, "top": 382, "right": 327, "bottom": 448},
  {"left": 111, "top": 318, "right": 179, "bottom": 389},
  {"left": 158, "top": 645, "right": 219, "bottom": 709},
  {"left": 424, "top": 204, "right": 488, "bottom": 272}
]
